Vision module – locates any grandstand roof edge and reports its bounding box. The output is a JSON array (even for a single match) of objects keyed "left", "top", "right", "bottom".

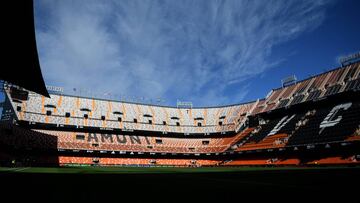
[
  {"left": 35, "top": 62, "right": 358, "bottom": 109},
  {"left": 46, "top": 92, "right": 258, "bottom": 109}
]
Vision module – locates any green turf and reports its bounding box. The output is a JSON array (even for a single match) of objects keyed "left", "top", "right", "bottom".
[
  {"left": 1, "top": 165, "right": 358, "bottom": 174},
  {"left": 1, "top": 166, "right": 359, "bottom": 202}
]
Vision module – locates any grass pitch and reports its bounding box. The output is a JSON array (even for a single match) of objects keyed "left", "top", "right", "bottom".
[{"left": 1, "top": 166, "right": 359, "bottom": 202}]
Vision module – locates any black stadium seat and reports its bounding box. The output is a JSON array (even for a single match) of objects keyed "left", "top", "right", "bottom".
[{"left": 287, "top": 102, "right": 360, "bottom": 145}]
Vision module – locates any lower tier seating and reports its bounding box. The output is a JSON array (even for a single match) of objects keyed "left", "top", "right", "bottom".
[
  {"left": 224, "top": 156, "right": 359, "bottom": 166},
  {"left": 58, "top": 156, "right": 220, "bottom": 166}
]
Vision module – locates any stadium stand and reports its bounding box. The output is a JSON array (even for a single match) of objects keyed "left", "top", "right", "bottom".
[
  {"left": 4, "top": 89, "right": 257, "bottom": 135},
  {"left": 223, "top": 156, "right": 360, "bottom": 166},
  {"left": 0, "top": 62, "right": 359, "bottom": 167},
  {"left": 26, "top": 128, "right": 255, "bottom": 154},
  {"left": 287, "top": 102, "right": 360, "bottom": 145},
  {"left": 58, "top": 156, "right": 220, "bottom": 167}
]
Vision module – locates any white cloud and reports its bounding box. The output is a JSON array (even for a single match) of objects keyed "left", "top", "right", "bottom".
[{"left": 35, "top": 0, "right": 332, "bottom": 106}]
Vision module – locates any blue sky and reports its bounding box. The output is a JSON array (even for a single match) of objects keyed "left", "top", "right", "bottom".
[{"left": 1, "top": 0, "right": 360, "bottom": 109}]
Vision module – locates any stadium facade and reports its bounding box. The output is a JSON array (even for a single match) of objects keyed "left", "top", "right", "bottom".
[{"left": 0, "top": 62, "right": 359, "bottom": 167}]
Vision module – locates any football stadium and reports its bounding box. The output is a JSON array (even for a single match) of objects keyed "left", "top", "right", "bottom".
[
  {"left": 1, "top": 60, "right": 360, "bottom": 201},
  {"left": 1, "top": 0, "right": 360, "bottom": 202},
  {"left": 1, "top": 61, "right": 360, "bottom": 167}
]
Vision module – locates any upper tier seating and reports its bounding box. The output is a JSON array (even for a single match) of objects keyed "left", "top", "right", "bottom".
[
  {"left": 6, "top": 89, "right": 256, "bottom": 134},
  {"left": 256, "top": 62, "right": 360, "bottom": 113}
]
